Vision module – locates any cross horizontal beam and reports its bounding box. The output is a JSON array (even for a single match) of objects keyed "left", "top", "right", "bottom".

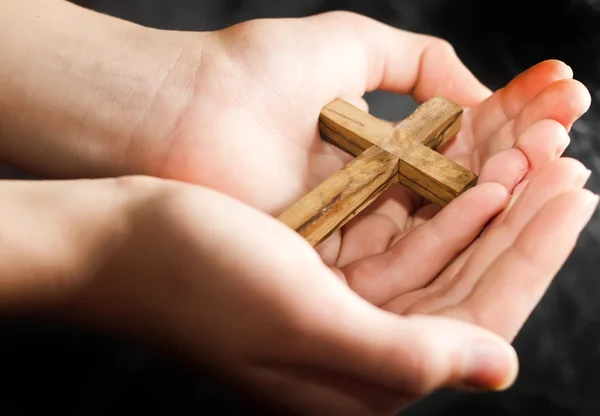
[
  {"left": 277, "top": 97, "right": 478, "bottom": 247},
  {"left": 321, "top": 98, "right": 477, "bottom": 205}
]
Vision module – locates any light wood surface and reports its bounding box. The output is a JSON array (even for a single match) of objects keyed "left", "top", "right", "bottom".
[{"left": 278, "top": 97, "right": 478, "bottom": 247}]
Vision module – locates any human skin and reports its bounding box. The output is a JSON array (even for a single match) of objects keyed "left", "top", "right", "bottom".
[{"left": 0, "top": 1, "right": 596, "bottom": 415}]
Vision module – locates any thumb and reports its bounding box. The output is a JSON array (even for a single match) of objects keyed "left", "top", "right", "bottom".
[
  {"left": 307, "top": 11, "right": 492, "bottom": 106},
  {"left": 312, "top": 302, "right": 519, "bottom": 396}
]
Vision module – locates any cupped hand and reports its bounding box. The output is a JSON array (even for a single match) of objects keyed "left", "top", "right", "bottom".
[
  {"left": 68, "top": 167, "right": 596, "bottom": 416},
  {"left": 154, "top": 11, "right": 586, "bottom": 203},
  {"left": 0, "top": 4, "right": 595, "bottom": 416},
  {"left": 144, "top": 11, "right": 590, "bottom": 261},
  {"left": 19, "top": 10, "right": 594, "bottom": 415}
]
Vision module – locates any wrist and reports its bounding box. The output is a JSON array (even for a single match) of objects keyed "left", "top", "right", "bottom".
[
  {"left": 45, "top": 176, "right": 196, "bottom": 344},
  {"left": 0, "top": 176, "right": 156, "bottom": 314},
  {"left": 0, "top": 173, "right": 201, "bottom": 355},
  {"left": 0, "top": 0, "right": 205, "bottom": 178}
]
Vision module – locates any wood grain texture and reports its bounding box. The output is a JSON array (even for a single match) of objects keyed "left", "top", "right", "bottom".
[
  {"left": 392, "top": 96, "right": 463, "bottom": 149},
  {"left": 276, "top": 146, "right": 398, "bottom": 247},
  {"left": 391, "top": 141, "right": 477, "bottom": 204},
  {"left": 319, "top": 97, "right": 462, "bottom": 156},
  {"left": 278, "top": 96, "right": 479, "bottom": 247},
  {"left": 319, "top": 98, "right": 393, "bottom": 157},
  {"left": 319, "top": 97, "right": 477, "bottom": 204}
]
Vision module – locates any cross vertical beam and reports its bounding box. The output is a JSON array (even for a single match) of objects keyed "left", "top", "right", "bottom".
[{"left": 277, "top": 97, "right": 478, "bottom": 247}]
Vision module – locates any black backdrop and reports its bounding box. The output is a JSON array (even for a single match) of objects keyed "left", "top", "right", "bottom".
[{"left": 3, "top": 0, "right": 600, "bottom": 414}]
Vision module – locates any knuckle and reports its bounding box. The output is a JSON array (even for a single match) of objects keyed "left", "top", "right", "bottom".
[
  {"left": 423, "top": 35, "right": 457, "bottom": 56},
  {"left": 384, "top": 335, "right": 439, "bottom": 395},
  {"left": 407, "top": 345, "right": 445, "bottom": 395},
  {"left": 319, "top": 10, "right": 374, "bottom": 38},
  {"left": 111, "top": 176, "right": 168, "bottom": 212},
  {"left": 437, "top": 39, "right": 457, "bottom": 56},
  {"left": 323, "top": 9, "right": 365, "bottom": 24},
  {"left": 230, "top": 17, "right": 264, "bottom": 33},
  {"left": 113, "top": 175, "right": 158, "bottom": 192}
]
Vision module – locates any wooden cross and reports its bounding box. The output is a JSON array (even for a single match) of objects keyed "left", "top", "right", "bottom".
[{"left": 277, "top": 97, "right": 478, "bottom": 247}]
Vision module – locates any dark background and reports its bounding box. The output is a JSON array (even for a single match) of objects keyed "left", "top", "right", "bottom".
[{"left": 3, "top": 0, "right": 600, "bottom": 414}]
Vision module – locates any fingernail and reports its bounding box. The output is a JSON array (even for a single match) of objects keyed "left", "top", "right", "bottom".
[
  {"left": 575, "top": 168, "right": 592, "bottom": 188},
  {"left": 462, "top": 339, "right": 519, "bottom": 391},
  {"left": 555, "top": 137, "right": 571, "bottom": 159},
  {"left": 581, "top": 190, "right": 599, "bottom": 220},
  {"left": 566, "top": 64, "right": 574, "bottom": 78}
]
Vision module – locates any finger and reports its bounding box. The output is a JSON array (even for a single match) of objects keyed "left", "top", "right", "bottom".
[
  {"left": 442, "top": 188, "right": 598, "bottom": 341},
  {"left": 381, "top": 149, "right": 564, "bottom": 314},
  {"left": 341, "top": 183, "right": 508, "bottom": 305},
  {"left": 493, "top": 158, "right": 590, "bottom": 233},
  {"left": 480, "top": 79, "right": 590, "bottom": 160},
  {"left": 469, "top": 60, "right": 573, "bottom": 142},
  {"left": 409, "top": 204, "right": 441, "bottom": 228},
  {"left": 515, "top": 120, "right": 571, "bottom": 180},
  {"left": 477, "top": 147, "right": 529, "bottom": 191},
  {"left": 399, "top": 148, "right": 531, "bottom": 291},
  {"left": 315, "top": 230, "right": 342, "bottom": 267},
  {"left": 380, "top": 237, "right": 480, "bottom": 316},
  {"left": 336, "top": 214, "right": 399, "bottom": 268},
  {"left": 482, "top": 120, "right": 573, "bottom": 231},
  {"left": 311, "top": 305, "right": 519, "bottom": 395},
  {"left": 436, "top": 147, "right": 528, "bottom": 230},
  {"left": 335, "top": 185, "right": 414, "bottom": 268},
  {"left": 512, "top": 79, "right": 591, "bottom": 134},
  {"left": 308, "top": 11, "right": 491, "bottom": 106},
  {"left": 340, "top": 95, "right": 370, "bottom": 113},
  {"left": 403, "top": 157, "right": 591, "bottom": 314},
  {"left": 485, "top": 179, "right": 530, "bottom": 232},
  {"left": 467, "top": 157, "right": 589, "bottom": 276}
]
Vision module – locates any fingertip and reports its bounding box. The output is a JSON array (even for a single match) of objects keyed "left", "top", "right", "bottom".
[
  {"left": 570, "top": 78, "right": 592, "bottom": 119},
  {"left": 446, "top": 181, "right": 509, "bottom": 216},
  {"left": 540, "top": 59, "right": 573, "bottom": 79},
  {"left": 500, "top": 345, "right": 521, "bottom": 390},
  {"left": 412, "top": 35, "right": 491, "bottom": 105},
  {"left": 505, "top": 59, "right": 572, "bottom": 96},
  {"left": 565, "top": 77, "right": 592, "bottom": 112},
  {"left": 576, "top": 189, "right": 599, "bottom": 226},
  {"left": 489, "top": 157, "right": 591, "bottom": 234},
  {"left": 339, "top": 95, "right": 370, "bottom": 113},
  {"left": 528, "top": 59, "right": 573, "bottom": 81},
  {"left": 478, "top": 148, "right": 529, "bottom": 193},
  {"left": 543, "top": 79, "right": 592, "bottom": 130},
  {"left": 483, "top": 177, "right": 531, "bottom": 234},
  {"left": 546, "top": 156, "right": 590, "bottom": 182},
  {"left": 435, "top": 182, "right": 509, "bottom": 237},
  {"left": 462, "top": 338, "right": 519, "bottom": 391},
  {"left": 398, "top": 315, "right": 519, "bottom": 394},
  {"left": 520, "top": 157, "right": 591, "bottom": 200},
  {"left": 564, "top": 63, "right": 574, "bottom": 79},
  {"left": 515, "top": 119, "right": 570, "bottom": 175},
  {"left": 476, "top": 181, "right": 511, "bottom": 204},
  {"left": 411, "top": 203, "right": 442, "bottom": 227},
  {"left": 453, "top": 59, "right": 493, "bottom": 105}
]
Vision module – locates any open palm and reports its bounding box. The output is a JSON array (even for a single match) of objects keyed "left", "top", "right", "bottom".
[{"left": 150, "top": 12, "right": 592, "bottom": 347}]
